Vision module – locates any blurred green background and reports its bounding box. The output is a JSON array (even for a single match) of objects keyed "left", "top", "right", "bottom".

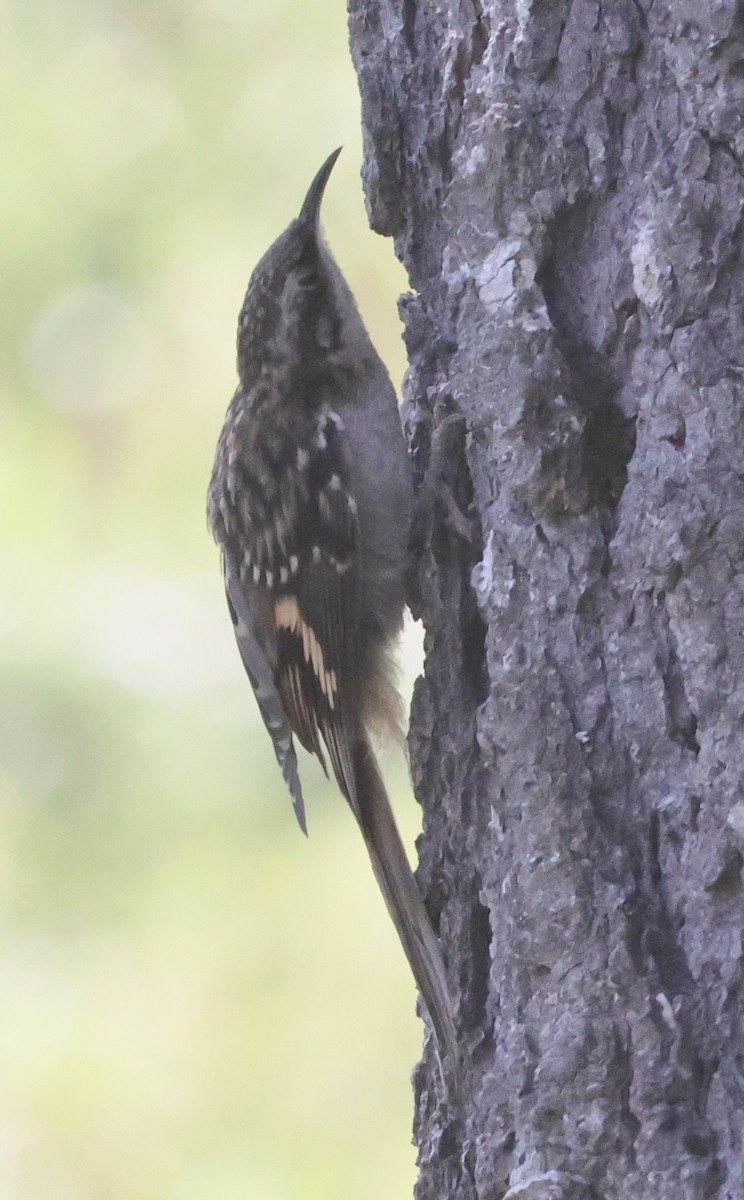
[{"left": 0, "top": 1, "right": 425, "bottom": 1196}]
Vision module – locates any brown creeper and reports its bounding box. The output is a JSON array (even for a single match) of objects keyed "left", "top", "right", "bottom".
[{"left": 207, "top": 150, "right": 459, "bottom": 1080}]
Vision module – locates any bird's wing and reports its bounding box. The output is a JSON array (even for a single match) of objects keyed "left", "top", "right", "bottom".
[
  {"left": 271, "top": 408, "right": 360, "bottom": 808},
  {"left": 222, "top": 545, "right": 307, "bottom": 833},
  {"left": 214, "top": 404, "right": 361, "bottom": 825}
]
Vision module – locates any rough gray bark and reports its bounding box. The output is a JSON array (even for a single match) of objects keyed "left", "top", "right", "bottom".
[{"left": 348, "top": 3, "right": 744, "bottom": 1198}]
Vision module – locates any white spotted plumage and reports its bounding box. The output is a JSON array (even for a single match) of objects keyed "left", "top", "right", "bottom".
[{"left": 207, "top": 148, "right": 460, "bottom": 1089}]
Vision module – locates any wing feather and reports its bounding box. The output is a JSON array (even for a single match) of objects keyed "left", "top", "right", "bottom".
[
  {"left": 222, "top": 547, "right": 307, "bottom": 834},
  {"left": 213, "top": 404, "right": 359, "bottom": 830}
]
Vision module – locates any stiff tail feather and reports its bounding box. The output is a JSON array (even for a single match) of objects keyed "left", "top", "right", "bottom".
[{"left": 350, "top": 737, "right": 461, "bottom": 1089}]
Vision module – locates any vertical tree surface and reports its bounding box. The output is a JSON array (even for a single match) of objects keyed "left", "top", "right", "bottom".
[{"left": 348, "top": 3, "right": 744, "bottom": 1198}]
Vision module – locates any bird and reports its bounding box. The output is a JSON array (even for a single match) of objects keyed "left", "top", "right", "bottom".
[{"left": 207, "top": 148, "right": 459, "bottom": 1083}]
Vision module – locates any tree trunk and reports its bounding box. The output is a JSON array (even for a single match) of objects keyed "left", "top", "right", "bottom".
[{"left": 348, "top": 3, "right": 744, "bottom": 1198}]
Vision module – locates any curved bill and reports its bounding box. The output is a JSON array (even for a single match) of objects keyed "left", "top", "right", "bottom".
[{"left": 297, "top": 147, "right": 342, "bottom": 228}]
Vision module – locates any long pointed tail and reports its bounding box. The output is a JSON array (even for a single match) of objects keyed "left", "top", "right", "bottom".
[{"left": 351, "top": 736, "right": 461, "bottom": 1086}]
